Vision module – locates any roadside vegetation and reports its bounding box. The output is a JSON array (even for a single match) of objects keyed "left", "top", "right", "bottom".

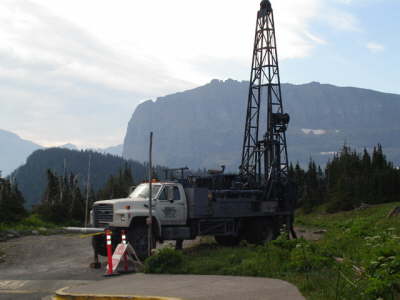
[
  {"left": 0, "top": 164, "right": 136, "bottom": 231},
  {"left": 34, "top": 164, "right": 136, "bottom": 224},
  {"left": 0, "top": 176, "right": 26, "bottom": 223},
  {"left": 291, "top": 144, "right": 400, "bottom": 214},
  {"left": 0, "top": 174, "right": 59, "bottom": 234},
  {"left": 146, "top": 202, "right": 400, "bottom": 300},
  {"left": 0, "top": 214, "right": 57, "bottom": 232}
]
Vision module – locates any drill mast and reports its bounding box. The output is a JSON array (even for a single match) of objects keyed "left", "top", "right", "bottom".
[{"left": 240, "top": 0, "right": 289, "bottom": 189}]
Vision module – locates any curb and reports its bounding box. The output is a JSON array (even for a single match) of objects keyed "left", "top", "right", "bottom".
[{"left": 53, "top": 287, "right": 183, "bottom": 300}]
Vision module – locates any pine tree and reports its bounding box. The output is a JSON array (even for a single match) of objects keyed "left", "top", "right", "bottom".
[
  {"left": 0, "top": 178, "right": 26, "bottom": 223},
  {"left": 291, "top": 144, "right": 400, "bottom": 214},
  {"left": 36, "top": 170, "right": 87, "bottom": 224},
  {"left": 97, "top": 165, "right": 135, "bottom": 200}
]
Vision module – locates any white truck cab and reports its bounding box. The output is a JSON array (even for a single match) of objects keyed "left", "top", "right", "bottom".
[{"left": 92, "top": 182, "right": 188, "bottom": 231}]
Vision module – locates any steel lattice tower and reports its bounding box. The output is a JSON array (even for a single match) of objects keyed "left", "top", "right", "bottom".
[{"left": 240, "top": 0, "right": 290, "bottom": 188}]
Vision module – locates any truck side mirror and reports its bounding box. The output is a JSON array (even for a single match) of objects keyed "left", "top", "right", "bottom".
[
  {"left": 128, "top": 185, "right": 136, "bottom": 195},
  {"left": 167, "top": 187, "right": 174, "bottom": 202}
]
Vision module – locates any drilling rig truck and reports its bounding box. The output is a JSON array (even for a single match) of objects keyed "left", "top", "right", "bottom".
[{"left": 90, "top": 0, "right": 296, "bottom": 259}]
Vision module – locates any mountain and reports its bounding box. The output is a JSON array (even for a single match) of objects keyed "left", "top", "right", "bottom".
[
  {"left": 11, "top": 148, "right": 150, "bottom": 208},
  {"left": 104, "top": 144, "right": 123, "bottom": 156},
  {"left": 123, "top": 79, "right": 400, "bottom": 170},
  {"left": 88, "top": 144, "right": 123, "bottom": 157},
  {"left": 98, "top": 144, "right": 123, "bottom": 156},
  {"left": 0, "top": 129, "right": 43, "bottom": 176},
  {"left": 53, "top": 144, "right": 123, "bottom": 157},
  {"left": 59, "top": 143, "right": 79, "bottom": 151}
]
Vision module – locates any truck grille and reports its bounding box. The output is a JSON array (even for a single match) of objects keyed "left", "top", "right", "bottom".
[{"left": 93, "top": 204, "right": 113, "bottom": 226}]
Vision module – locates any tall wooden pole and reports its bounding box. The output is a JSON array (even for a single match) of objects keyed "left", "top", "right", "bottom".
[
  {"left": 84, "top": 154, "right": 91, "bottom": 227},
  {"left": 148, "top": 132, "right": 153, "bottom": 256}
]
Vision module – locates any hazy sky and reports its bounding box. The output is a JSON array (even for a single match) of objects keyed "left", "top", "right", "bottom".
[{"left": 0, "top": 0, "right": 398, "bottom": 148}]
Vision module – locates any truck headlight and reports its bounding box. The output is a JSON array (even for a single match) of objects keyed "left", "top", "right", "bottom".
[
  {"left": 120, "top": 214, "right": 126, "bottom": 222},
  {"left": 89, "top": 210, "right": 94, "bottom": 226}
]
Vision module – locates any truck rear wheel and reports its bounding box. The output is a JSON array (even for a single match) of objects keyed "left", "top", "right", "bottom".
[
  {"left": 127, "top": 224, "right": 154, "bottom": 260},
  {"left": 244, "top": 219, "right": 278, "bottom": 245},
  {"left": 214, "top": 235, "right": 241, "bottom": 247}
]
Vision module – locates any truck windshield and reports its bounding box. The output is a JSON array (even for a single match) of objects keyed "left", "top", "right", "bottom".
[{"left": 129, "top": 184, "right": 161, "bottom": 200}]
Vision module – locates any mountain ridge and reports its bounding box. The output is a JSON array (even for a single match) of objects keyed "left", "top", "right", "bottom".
[
  {"left": 0, "top": 128, "right": 124, "bottom": 176},
  {"left": 122, "top": 79, "right": 400, "bottom": 170},
  {"left": 11, "top": 148, "right": 149, "bottom": 208},
  {"left": 0, "top": 129, "right": 43, "bottom": 176}
]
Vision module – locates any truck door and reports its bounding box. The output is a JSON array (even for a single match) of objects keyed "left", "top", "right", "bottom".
[{"left": 156, "top": 185, "right": 187, "bottom": 225}]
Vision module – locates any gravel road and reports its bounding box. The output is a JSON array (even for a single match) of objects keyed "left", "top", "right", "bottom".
[
  {"left": 0, "top": 229, "right": 320, "bottom": 300},
  {"left": 0, "top": 234, "right": 202, "bottom": 300},
  {"left": 0, "top": 234, "right": 104, "bottom": 300}
]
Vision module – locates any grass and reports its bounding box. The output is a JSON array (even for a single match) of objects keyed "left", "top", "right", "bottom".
[
  {"left": 296, "top": 202, "right": 400, "bottom": 231},
  {"left": 145, "top": 202, "right": 400, "bottom": 300},
  {"left": 0, "top": 214, "right": 59, "bottom": 233}
]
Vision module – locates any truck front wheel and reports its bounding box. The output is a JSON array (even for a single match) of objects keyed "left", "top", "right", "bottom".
[
  {"left": 92, "top": 232, "right": 121, "bottom": 257},
  {"left": 92, "top": 234, "right": 107, "bottom": 256},
  {"left": 127, "top": 224, "right": 154, "bottom": 260},
  {"left": 214, "top": 235, "right": 241, "bottom": 247}
]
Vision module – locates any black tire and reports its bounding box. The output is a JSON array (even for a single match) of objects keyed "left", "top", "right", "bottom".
[
  {"left": 175, "top": 239, "right": 183, "bottom": 250},
  {"left": 214, "top": 235, "right": 241, "bottom": 247},
  {"left": 127, "top": 224, "right": 155, "bottom": 260},
  {"left": 92, "top": 234, "right": 107, "bottom": 256},
  {"left": 244, "top": 219, "right": 278, "bottom": 245},
  {"left": 91, "top": 232, "right": 121, "bottom": 257}
]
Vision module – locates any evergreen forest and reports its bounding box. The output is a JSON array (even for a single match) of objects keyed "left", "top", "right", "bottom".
[
  {"left": 10, "top": 148, "right": 151, "bottom": 208},
  {"left": 0, "top": 177, "right": 26, "bottom": 223},
  {"left": 290, "top": 144, "right": 400, "bottom": 213},
  {"left": 34, "top": 164, "right": 135, "bottom": 224},
  {"left": 1, "top": 144, "right": 399, "bottom": 225}
]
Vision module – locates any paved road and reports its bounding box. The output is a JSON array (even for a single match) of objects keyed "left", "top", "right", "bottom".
[
  {"left": 0, "top": 234, "right": 308, "bottom": 300},
  {"left": 60, "top": 274, "right": 305, "bottom": 300},
  {"left": 0, "top": 234, "right": 200, "bottom": 299},
  {"left": 0, "top": 234, "right": 104, "bottom": 300}
]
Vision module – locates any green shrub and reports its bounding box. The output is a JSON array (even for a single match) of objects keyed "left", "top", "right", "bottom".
[
  {"left": 0, "top": 214, "right": 57, "bottom": 232},
  {"left": 271, "top": 234, "right": 300, "bottom": 251},
  {"left": 288, "top": 242, "right": 333, "bottom": 272},
  {"left": 20, "top": 214, "right": 50, "bottom": 227},
  {"left": 144, "top": 247, "right": 185, "bottom": 274}
]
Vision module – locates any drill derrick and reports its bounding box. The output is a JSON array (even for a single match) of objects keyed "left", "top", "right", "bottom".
[{"left": 240, "top": 0, "right": 290, "bottom": 191}]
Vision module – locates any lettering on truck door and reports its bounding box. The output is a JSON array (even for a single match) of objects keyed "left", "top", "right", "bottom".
[{"left": 156, "top": 185, "right": 186, "bottom": 225}]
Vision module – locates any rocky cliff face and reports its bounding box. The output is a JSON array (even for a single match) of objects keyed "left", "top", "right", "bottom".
[{"left": 123, "top": 79, "right": 400, "bottom": 170}]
